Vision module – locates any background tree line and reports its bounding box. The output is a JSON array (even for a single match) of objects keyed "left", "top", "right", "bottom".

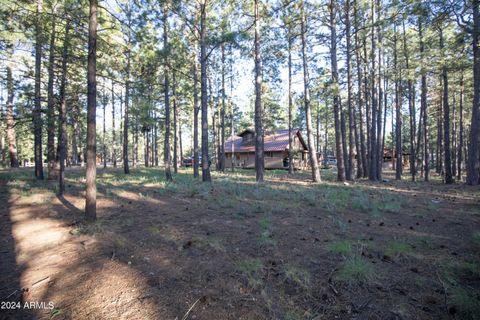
[{"left": 0, "top": 0, "right": 478, "bottom": 219}]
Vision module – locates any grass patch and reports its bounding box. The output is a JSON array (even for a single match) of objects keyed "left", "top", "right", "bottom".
[
  {"left": 204, "top": 238, "right": 225, "bottom": 252},
  {"left": 258, "top": 216, "right": 275, "bottom": 246},
  {"left": 71, "top": 220, "right": 104, "bottom": 235},
  {"left": 336, "top": 255, "right": 374, "bottom": 285},
  {"left": 285, "top": 264, "right": 311, "bottom": 289},
  {"left": 450, "top": 286, "right": 480, "bottom": 319},
  {"left": 327, "top": 241, "right": 352, "bottom": 255},
  {"left": 147, "top": 226, "right": 161, "bottom": 235},
  {"left": 237, "top": 258, "right": 263, "bottom": 289},
  {"left": 472, "top": 232, "right": 480, "bottom": 246},
  {"left": 385, "top": 241, "right": 412, "bottom": 258}
]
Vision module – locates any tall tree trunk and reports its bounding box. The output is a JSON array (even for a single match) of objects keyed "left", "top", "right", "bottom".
[
  {"left": 179, "top": 118, "right": 183, "bottom": 167},
  {"left": 200, "top": 0, "right": 211, "bottom": 182},
  {"left": 173, "top": 71, "right": 178, "bottom": 173},
  {"left": 341, "top": 109, "right": 349, "bottom": 176},
  {"left": 363, "top": 36, "right": 370, "bottom": 175},
  {"left": 452, "top": 89, "right": 457, "bottom": 178},
  {"left": 316, "top": 105, "right": 320, "bottom": 160},
  {"left": 394, "top": 24, "right": 402, "bottom": 180},
  {"left": 0, "top": 83, "right": 4, "bottom": 168},
  {"left": 324, "top": 101, "right": 328, "bottom": 159},
  {"left": 458, "top": 72, "right": 464, "bottom": 180},
  {"left": 193, "top": 44, "right": 200, "bottom": 177},
  {"left": 163, "top": 5, "right": 172, "bottom": 181},
  {"left": 6, "top": 67, "right": 19, "bottom": 168},
  {"left": 345, "top": 0, "right": 354, "bottom": 180},
  {"left": 220, "top": 44, "right": 226, "bottom": 172},
  {"left": 254, "top": 0, "right": 264, "bottom": 183},
  {"left": 154, "top": 111, "right": 159, "bottom": 167},
  {"left": 402, "top": 20, "right": 416, "bottom": 181},
  {"left": 354, "top": 0, "right": 367, "bottom": 177},
  {"left": 440, "top": 29, "right": 453, "bottom": 184},
  {"left": 34, "top": 0, "right": 44, "bottom": 179},
  {"left": 369, "top": 0, "right": 378, "bottom": 181},
  {"left": 134, "top": 116, "right": 138, "bottom": 167},
  {"left": 145, "top": 131, "right": 149, "bottom": 167},
  {"left": 0, "top": 102, "right": 5, "bottom": 167},
  {"left": 287, "top": 26, "right": 294, "bottom": 174},
  {"left": 123, "top": 55, "right": 131, "bottom": 173},
  {"left": 103, "top": 90, "right": 107, "bottom": 169},
  {"left": 330, "top": 0, "right": 345, "bottom": 181},
  {"left": 381, "top": 74, "right": 388, "bottom": 175},
  {"left": 229, "top": 45, "right": 235, "bottom": 172},
  {"left": 58, "top": 19, "right": 70, "bottom": 195},
  {"left": 419, "top": 19, "right": 429, "bottom": 181},
  {"left": 209, "top": 73, "right": 217, "bottom": 170},
  {"left": 467, "top": 0, "right": 480, "bottom": 185},
  {"left": 437, "top": 91, "right": 443, "bottom": 174},
  {"left": 72, "top": 102, "right": 79, "bottom": 166},
  {"left": 376, "top": 0, "right": 383, "bottom": 180},
  {"left": 85, "top": 0, "right": 98, "bottom": 221},
  {"left": 47, "top": 12, "right": 57, "bottom": 179},
  {"left": 300, "top": 1, "right": 321, "bottom": 181},
  {"left": 111, "top": 82, "right": 116, "bottom": 168}
]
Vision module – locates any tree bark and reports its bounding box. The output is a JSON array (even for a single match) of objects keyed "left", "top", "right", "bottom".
[
  {"left": 6, "top": 67, "right": 19, "bottom": 168},
  {"left": 193, "top": 39, "right": 200, "bottom": 178},
  {"left": 402, "top": 20, "right": 416, "bottom": 181},
  {"left": 437, "top": 90, "right": 443, "bottom": 174},
  {"left": 301, "top": 0, "right": 321, "bottom": 182},
  {"left": 346, "top": 0, "right": 354, "bottom": 180},
  {"left": 376, "top": 0, "right": 383, "bottom": 180},
  {"left": 72, "top": 102, "right": 79, "bottom": 166},
  {"left": 330, "top": 0, "right": 345, "bottom": 181},
  {"left": 419, "top": 19, "right": 429, "bottom": 181},
  {"left": 163, "top": 5, "right": 172, "bottom": 181},
  {"left": 458, "top": 72, "right": 464, "bottom": 180},
  {"left": 220, "top": 44, "right": 226, "bottom": 172},
  {"left": 440, "top": 28, "right": 453, "bottom": 184},
  {"left": 85, "top": 0, "right": 98, "bottom": 221},
  {"left": 254, "top": 0, "right": 264, "bottom": 183},
  {"left": 467, "top": 0, "right": 480, "bottom": 185},
  {"left": 354, "top": 0, "right": 367, "bottom": 178},
  {"left": 452, "top": 88, "right": 457, "bottom": 178},
  {"left": 34, "top": 0, "right": 44, "bottom": 179},
  {"left": 369, "top": 0, "right": 378, "bottom": 181},
  {"left": 287, "top": 23, "right": 294, "bottom": 174},
  {"left": 47, "top": 12, "right": 57, "bottom": 179},
  {"left": 111, "top": 82, "right": 116, "bottom": 168},
  {"left": 123, "top": 34, "right": 131, "bottom": 173},
  {"left": 200, "top": 0, "right": 211, "bottom": 182},
  {"left": 394, "top": 24, "right": 402, "bottom": 180},
  {"left": 58, "top": 19, "right": 70, "bottom": 195},
  {"left": 173, "top": 71, "right": 178, "bottom": 173},
  {"left": 103, "top": 90, "right": 107, "bottom": 169}
]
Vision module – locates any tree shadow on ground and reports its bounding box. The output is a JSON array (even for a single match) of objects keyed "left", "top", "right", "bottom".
[{"left": 0, "top": 167, "right": 479, "bottom": 319}]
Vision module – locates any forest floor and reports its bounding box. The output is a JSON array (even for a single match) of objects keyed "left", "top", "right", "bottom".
[{"left": 0, "top": 166, "right": 479, "bottom": 320}]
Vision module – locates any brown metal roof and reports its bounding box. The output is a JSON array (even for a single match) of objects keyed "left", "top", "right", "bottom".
[{"left": 224, "top": 129, "right": 308, "bottom": 153}]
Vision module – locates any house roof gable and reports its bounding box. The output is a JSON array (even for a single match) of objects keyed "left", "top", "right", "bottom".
[{"left": 225, "top": 129, "right": 308, "bottom": 153}]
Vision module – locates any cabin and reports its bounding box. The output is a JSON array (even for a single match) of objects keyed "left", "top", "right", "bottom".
[{"left": 224, "top": 129, "right": 310, "bottom": 169}]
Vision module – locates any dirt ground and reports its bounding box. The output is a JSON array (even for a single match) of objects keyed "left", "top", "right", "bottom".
[{"left": 0, "top": 167, "right": 479, "bottom": 320}]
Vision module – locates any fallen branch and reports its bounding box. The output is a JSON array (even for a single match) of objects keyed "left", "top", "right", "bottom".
[
  {"left": 181, "top": 297, "right": 201, "bottom": 320},
  {"left": 328, "top": 282, "right": 339, "bottom": 296},
  {"left": 31, "top": 276, "right": 50, "bottom": 289}
]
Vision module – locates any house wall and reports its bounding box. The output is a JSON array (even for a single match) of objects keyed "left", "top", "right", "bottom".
[{"left": 225, "top": 151, "right": 310, "bottom": 170}]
